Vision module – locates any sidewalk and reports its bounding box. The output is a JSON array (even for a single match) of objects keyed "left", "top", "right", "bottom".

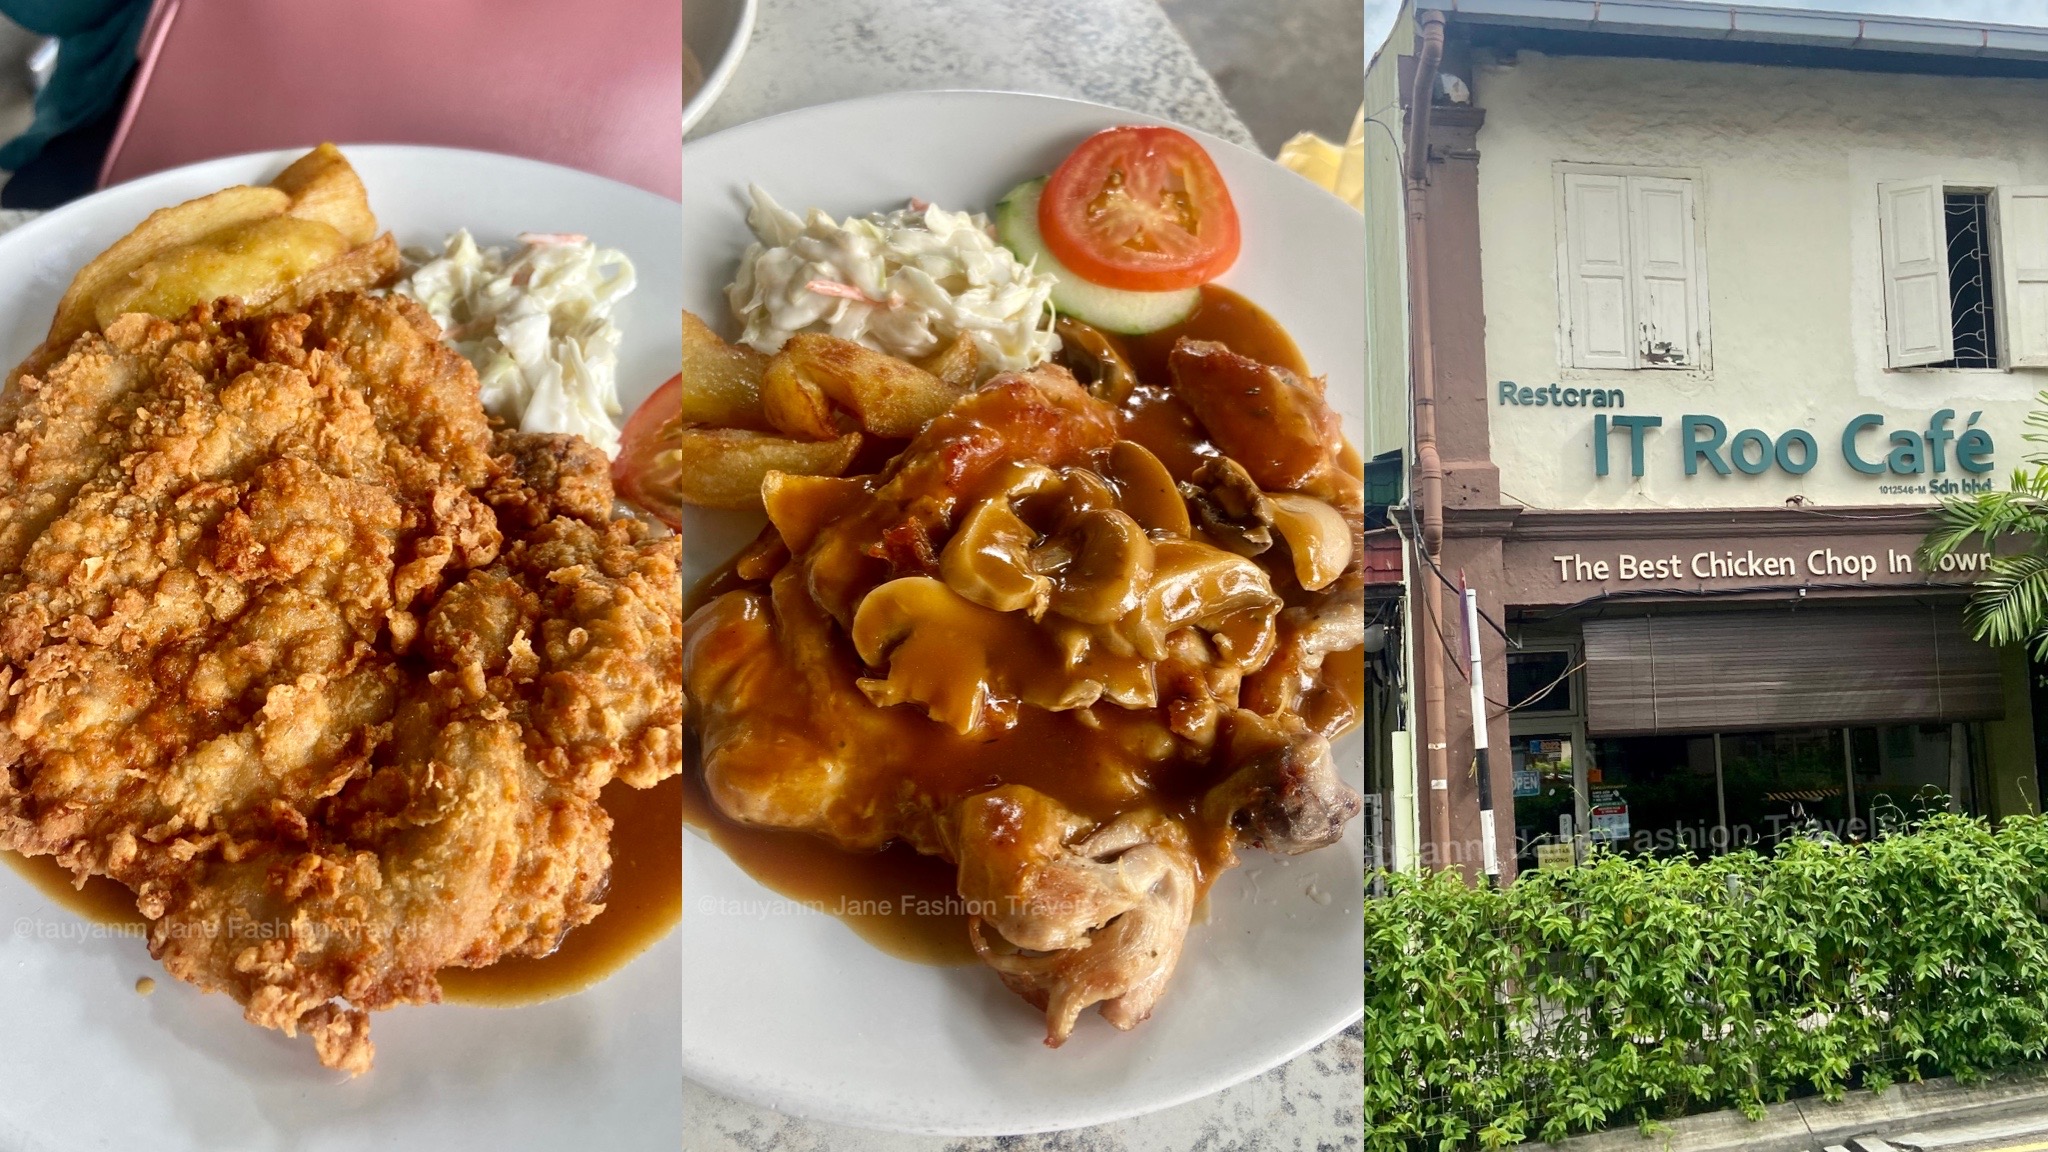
[{"left": 1552, "top": 1066, "right": 2048, "bottom": 1152}]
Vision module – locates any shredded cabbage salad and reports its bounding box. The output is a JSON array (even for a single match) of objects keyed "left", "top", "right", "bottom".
[
  {"left": 394, "top": 230, "right": 636, "bottom": 457},
  {"left": 727, "top": 185, "right": 1058, "bottom": 373}
]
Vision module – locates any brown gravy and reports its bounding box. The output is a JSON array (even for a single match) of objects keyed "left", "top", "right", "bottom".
[
  {"left": 1, "top": 776, "right": 681, "bottom": 1007},
  {"left": 681, "top": 765, "right": 974, "bottom": 966},
  {"left": 1113, "top": 285, "right": 1309, "bottom": 383},
  {"left": 1, "top": 851, "right": 143, "bottom": 927},
  {"left": 1114, "top": 287, "right": 1310, "bottom": 481},
  {"left": 443, "top": 775, "right": 682, "bottom": 1005},
  {"left": 682, "top": 283, "right": 1345, "bottom": 968}
]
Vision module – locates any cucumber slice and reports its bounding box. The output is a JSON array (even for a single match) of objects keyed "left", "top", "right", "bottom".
[{"left": 995, "top": 178, "right": 1200, "bottom": 335}]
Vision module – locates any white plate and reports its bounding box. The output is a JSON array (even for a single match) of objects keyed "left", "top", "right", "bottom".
[
  {"left": 680, "top": 90, "right": 1365, "bottom": 1136},
  {"left": 683, "top": 0, "right": 756, "bottom": 137},
  {"left": 0, "top": 145, "right": 682, "bottom": 1152}
]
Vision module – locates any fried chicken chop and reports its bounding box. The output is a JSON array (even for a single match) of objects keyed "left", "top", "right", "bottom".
[{"left": 0, "top": 292, "right": 682, "bottom": 1074}]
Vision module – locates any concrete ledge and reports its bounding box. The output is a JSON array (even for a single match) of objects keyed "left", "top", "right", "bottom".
[{"left": 1548, "top": 1064, "right": 2048, "bottom": 1152}]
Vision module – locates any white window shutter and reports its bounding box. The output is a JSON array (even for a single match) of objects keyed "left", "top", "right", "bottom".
[
  {"left": 1878, "top": 179, "right": 1954, "bottom": 368},
  {"left": 1628, "top": 176, "right": 1699, "bottom": 369},
  {"left": 1562, "top": 172, "right": 1635, "bottom": 369},
  {"left": 1999, "top": 185, "right": 2048, "bottom": 368}
]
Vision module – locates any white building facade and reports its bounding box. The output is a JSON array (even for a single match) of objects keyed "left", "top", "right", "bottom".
[{"left": 1368, "top": 1, "right": 2048, "bottom": 879}]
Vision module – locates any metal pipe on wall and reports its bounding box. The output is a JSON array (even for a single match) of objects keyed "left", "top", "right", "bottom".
[{"left": 1406, "top": 9, "right": 1453, "bottom": 868}]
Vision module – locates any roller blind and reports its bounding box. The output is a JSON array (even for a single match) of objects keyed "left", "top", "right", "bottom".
[{"left": 1583, "top": 605, "right": 2002, "bottom": 736}]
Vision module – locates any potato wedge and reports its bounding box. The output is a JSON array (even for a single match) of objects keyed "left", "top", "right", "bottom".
[
  {"left": 267, "top": 233, "right": 401, "bottom": 314},
  {"left": 772, "top": 333, "right": 968, "bottom": 438},
  {"left": 681, "top": 309, "right": 773, "bottom": 430},
  {"left": 49, "top": 184, "right": 290, "bottom": 345},
  {"left": 270, "top": 142, "right": 379, "bottom": 247},
  {"left": 676, "top": 426, "right": 862, "bottom": 510},
  {"left": 918, "top": 333, "right": 981, "bottom": 390},
  {"left": 91, "top": 215, "right": 352, "bottom": 331},
  {"left": 760, "top": 350, "right": 846, "bottom": 441}
]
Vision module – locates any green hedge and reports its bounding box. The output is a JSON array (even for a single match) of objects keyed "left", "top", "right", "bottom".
[{"left": 1364, "top": 812, "right": 2048, "bottom": 1149}]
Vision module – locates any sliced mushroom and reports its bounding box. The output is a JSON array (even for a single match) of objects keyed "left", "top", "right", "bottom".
[
  {"left": 1291, "top": 588, "right": 1368, "bottom": 657},
  {"left": 850, "top": 577, "right": 1154, "bottom": 735},
  {"left": 1040, "top": 508, "right": 1155, "bottom": 625},
  {"left": 941, "top": 497, "right": 1052, "bottom": 617},
  {"left": 1119, "top": 539, "right": 1282, "bottom": 670},
  {"left": 1043, "top": 617, "right": 1156, "bottom": 709},
  {"left": 1101, "top": 440, "right": 1191, "bottom": 538},
  {"left": 1266, "top": 493, "right": 1353, "bottom": 591},
  {"left": 1025, "top": 467, "right": 1117, "bottom": 526},
  {"left": 1054, "top": 316, "right": 1138, "bottom": 403},
  {"left": 1200, "top": 711, "right": 1362, "bottom": 856},
  {"left": 953, "top": 786, "right": 1197, "bottom": 1046},
  {"left": 1241, "top": 589, "right": 1367, "bottom": 723},
  {"left": 1179, "top": 457, "right": 1274, "bottom": 557}
]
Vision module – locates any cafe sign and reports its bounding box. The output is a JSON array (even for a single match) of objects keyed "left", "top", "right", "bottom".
[
  {"left": 1497, "top": 384, "right": 2000, "bottom": 493},
  {"left": 1549, "top": 543, "right": 1991, "bottom": 584}
]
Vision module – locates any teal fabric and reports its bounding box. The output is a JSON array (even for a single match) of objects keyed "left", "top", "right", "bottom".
[{"left": 0, "top": 0, "right": 150, "bottom": 170}]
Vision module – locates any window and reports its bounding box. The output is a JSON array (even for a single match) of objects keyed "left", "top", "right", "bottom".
[
  {"left": 1879, "top": 180, "right": 2048, "bottom": 369},
  {"left": 1507, "top": 650, "right": 1575, "bottom": 713},
  {"left": 1939, "top": 193, "right": 1998, "bottom": 368},
  {"left": 1555, "top": 165, "right": 1709, "bottom": 371}
]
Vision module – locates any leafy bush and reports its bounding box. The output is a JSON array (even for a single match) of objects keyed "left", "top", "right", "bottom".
[{"left": 1364, "top": 812, "right": 2048, "bottom": 1149}]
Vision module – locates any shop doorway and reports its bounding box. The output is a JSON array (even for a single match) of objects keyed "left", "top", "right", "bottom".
[
  {"left": 1506, "top": 647, "right": 1587, "bottom": 870},
  {"left": 1505, "top": 649, "right": 1982, "bottom": 862}
]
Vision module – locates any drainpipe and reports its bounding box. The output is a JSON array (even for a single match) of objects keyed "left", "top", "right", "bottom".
[{"left": 1406, "top": 9, "right": 1452, "bottom": 869}]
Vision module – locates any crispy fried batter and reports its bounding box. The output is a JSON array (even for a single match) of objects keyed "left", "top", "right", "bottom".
[{"left": 0, "top": 292, "right": 682, "bottom": 1074}]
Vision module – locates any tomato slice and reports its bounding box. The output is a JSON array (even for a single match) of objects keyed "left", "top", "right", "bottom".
[
  {"left": 614, "top": 373, "right": 684, "bottom": 529},
  {"left": 1038, "top": 126, "right": 1241, "bottom": 293}
]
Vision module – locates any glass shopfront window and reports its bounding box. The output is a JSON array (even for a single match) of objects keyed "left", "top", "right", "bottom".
[
  {"left": 1511, "top": 732, "right": 1577, "bottom": 871},
  {"left": 1716, "top": 728, "right": 1851, "bottom": 848},
  {"left": 1585, "top": 733, "right": 1722, "bottom": 855},
  {"left": 1850, "top": 724, "right": 1973, "bottom": 826},
  {"left": 1585, "top": 723, "right": 1979, "bottom": 857},
  {"left": 1513, "top": 605, "right": 2002, "bottom": 869}
]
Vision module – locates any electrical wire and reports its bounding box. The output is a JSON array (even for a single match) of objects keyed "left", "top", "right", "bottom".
[
  {"left": 1400, "top": 496, "right": 1522, "bottom": 648},
  {"left": 1487, "top": 659, "right": 1585, "bottom": 721}
]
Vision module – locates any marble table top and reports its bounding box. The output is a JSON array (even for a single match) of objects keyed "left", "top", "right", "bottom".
[
  {"left": 682, "top": 1, "right": 1356, "bottom": 1147},
  {"left": 687, "top": 0, "right": 1254, "bottom": 147},
  {"left": 684, "top": 1024, "right": 1364, "bottom": 1151}
]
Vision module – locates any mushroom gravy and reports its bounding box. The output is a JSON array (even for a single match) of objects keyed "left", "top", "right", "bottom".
[{"left": 683, "top": 285, "right": 1365, "bottom": 966}]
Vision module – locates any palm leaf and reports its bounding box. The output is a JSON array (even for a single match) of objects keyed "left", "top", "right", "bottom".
[
  {"left": 1963, "top": 550, "right": 2048, "bottom": 657},
  {"left": 1923, "top": 465, "right": 2048, "bottom": 569}
]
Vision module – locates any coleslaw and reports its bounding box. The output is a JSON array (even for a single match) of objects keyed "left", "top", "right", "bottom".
[
  {"left": 727, "top": 185, "right": 1058, "bottom": 374},
  {"left": 394, "top": 230, "right": 637, "bottom": 457}
]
